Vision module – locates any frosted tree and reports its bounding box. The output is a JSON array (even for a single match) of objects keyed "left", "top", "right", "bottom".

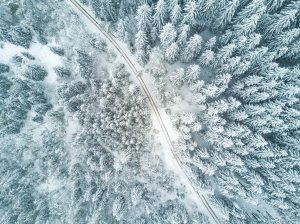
[
  {"left": 214, "top": 73, "right": 232, "bottom": 87},
  {"left": 136, "top": 4, "right": 152, "bottom": 33},
  {"left": 234, "top": 33, "right": 262, "bottom": 54},
  {"left": 91, "top": 0, "right": 117, "bottom": 21},
  {"left": 159, "top": 23, "right": 177, "bottom": 48},
  {"left": 263, "top": 8, "right": 298, "bottom": 38},
  {"left": 245, "top": 133, "right": 268, "bottom": 148},
  {"left": 170, "top": 4, "right": 182, "bottom": 25},
  {"left": 214, "top": 43, "right": 236, "bottom": 67},
  {"left": 181, "top": 34, "right": 202, "bottom": 62},
  {"left": 77, "top": 50, "right": 94, "bottom": 79},
  {"left": 116, "top": 19, "right": 129, "bottom": 42},
  {"left": 185, "top": 65, "right": 201, "bottom": 84},
  {"left": 170, "top": 68, "right": 185, "bottom": 87},
  {"left": 267, "top": 0, "right": 289, "bottom": 12},
  {"left": 183, "top": 1, "right": 199, "bottom": 27},
  {"left": 131, "top": 185, "right": 143, "bottom": 206},
  {"left": 201, "top": 83, "right": 219, "bottom": 98},
  {"left": 204, "top": 36, "right": 217, "bottom": 50},
  {"left": 112, "top": 195, "right": 125, "bottom": 221},
  {"left": 198, "top": 50, "right": 215, "bottom": 65},
  {"left": 232, "top": 14, "right": 263, "bottom": 37},
  {"left": 136, "top": 49, "right": 148, "bottom": 65},
  {"left": 165, "top": 42, "right": 179, "bottom": 62},
  {"left": 233, "top": 0, "right": 266, "bottom": 24},
  {"left": 269, "top": 28, "right": 300, "bottom": 51},
  {"left": 212, "top": 0, "right": 239, "bottom": 31},
  {"left": 135, "top": 30, "right": 148, "bottom": 50},
  {"left": 153, "top": 0, "right": 168, "bottom": 31},
  {"left": 217, "top": 56, "right": 241, "bottom": 74},
  {"left": 190, "top": 80, "right": 205, "bottom": 93},
  {"left": 209, "top": 196, "right": 230, "bottom": 222},
  {"left": 177, "top": 24, "right": 190, "bottom": 47}
]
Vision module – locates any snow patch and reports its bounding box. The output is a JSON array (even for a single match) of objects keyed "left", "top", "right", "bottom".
[
  {"left": 29, "top": 41, "right": 62, "bottom": 86},
  {"left": 0, "top": 42, "right": 24, "bottom": 63}
]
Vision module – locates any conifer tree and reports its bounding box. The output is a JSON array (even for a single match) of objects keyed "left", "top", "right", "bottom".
[
  {"left": 165, "top": 42, "right": 179, "bottom": 62},
  {"left": 159, "top": 23, "right": 177, "bottom": 48},
  {"left": 136, "top": 4, "right": 152, "bottom": 33},
  {"left": 181, "top": 34, "right": 202, "bottom": 62},
  {"left": 170, "top": 4, "right": 182, "bottom": 25},
  {"left": 183, "top": 1, "right": 199, "bottom": 27},
  {"left": 153, "top": 0, "right": 168, "bottom": 31}
]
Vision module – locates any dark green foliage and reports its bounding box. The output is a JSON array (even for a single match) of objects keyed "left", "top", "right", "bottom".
[
  {"left": 0, "top": 75, "right": 12, "bottom": 98},
  {"left": 80, "top": 0, "right": 89, "bottom": 5},
  {"left": 91, "top": 0, "right": 117, "bottom": 21},
  {"left": 35, "top": 103, "right": 52, "bottom": 115},
  {"left": 24, "top": 65, "right": 48, "bottom": 81},
  {"left": 58, "top": 81, "right": 87, "bottom": 100},
  {"left": 1, "top": 120, "right": 24, "bottom": 135},
  {"left": 66, "top": 98, "right": 83, "bottom": 112},
  {"left": 54, "top": 66, "right": 71, "bottom": 78},
  {"left": 32, "top": 114, "right": 44, "bottom": 123},
  {"left": 50, "top": 46, "right": 65, "bottom": 56},
  {"left": 0, "top": 74, "right": 50, "bottom": 134},
  {"left": 22, "top": 52, "right": 35, "bottom": 60},
  {"left": 10, "top": 107, "right": 28, "bottom": 120},
  {"left": 37, "top": 34, "right": 48, "bottom": 45},
  {"left": 8, "top": 3, "right": 19, "bottom": 14},
  {"left": 158, "top": 200, "right": 191, "bottom": 224},
  {"left": 12, "top": 55, "right": 23, "bottom": 64},
  {"left": 28, "top": 89, "right": 48, "bottom": 104},
  {"left": 90, "top": 37, "right": 107, "bottom": 51},
  {"left": 0, "top": 63, "right": 9, "bottom": 73},
  {"left": 77, "top": 50, "right": 94, "bottom": 79},
  {"left": 7, "top": 25, "right": 32, "bottom": 48}
]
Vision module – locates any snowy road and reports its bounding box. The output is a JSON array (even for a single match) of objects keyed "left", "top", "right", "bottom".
[{"left": 68, "top": 0, "right": 220, "bottom": 222}]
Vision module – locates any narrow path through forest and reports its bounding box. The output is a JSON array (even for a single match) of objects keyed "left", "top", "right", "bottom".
[{"left": 68, "top": 0, "right": 220, "bottom": 222}]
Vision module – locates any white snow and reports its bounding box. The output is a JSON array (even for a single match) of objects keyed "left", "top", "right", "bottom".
[
  {"left": 0, "top": 42, "right": 24, "bottom": 63},
  {"left": 0, "top": 40, "right": 62, "bottom": 88},
  {"left": 38, "top": 175, "right": 66, "bottom": 193},
  {"left": 29, "top": 41, "right": 62, "bottom": 87}
]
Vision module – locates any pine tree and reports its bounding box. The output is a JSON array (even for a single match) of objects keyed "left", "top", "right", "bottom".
[
  {"left": 183, "top": 1, "right": 199, "bottom": 27},
  {"left": 170, "top": 4, "right": 182, "bottom": 25},
  {"left": 181, "top": 34, "right": 202, "bottom": 62},
  {"left": 185, "top": 64, "right": 201, "bottom": 84},
  {"left": 116, "top": 19, "right": 128, "bottom": 42},
  {"left": 263, "top": 8, "right": 298, "bottom": 38},
  {"left": 267, "top": 0, "right": 288, "bottom": 12},
  {"left": 232, "top": 14, "right": 262, "bottom": 37},
  {"left": 217, "top": 56, "right": 241, "bottom": 74},
  {"left": 233, "top": 0, "right": 266, "bottom": 24},
  {"left": 214, "top": 43, "right": 236, "bottom": 67},
  {"left": 269, "top": 28, "right": 300, "bottom": 51},
  {"left": 153, "top": 0, "right": 168, "bottom": 31},
  {"left": 131, "top": 185, "right": 143, "bottom": 206},
  {"left": 170, "top": 68, "right": 186, "bottom": 87},
  {"left": 136, "top": 4, "right": 152, "bottom": 33},
  {"left": 135, "top": 30, "right": 148, "bottom": 50},
  {"left": 165, "top": 42, "right": 179, "bottom": 62},
  {"left": 159, "top": 23, "right": 177, "bottom": 48},
  {"left": 213, "top": 0, "right": 240, "bottom": 31},
  {"left": 177, "top": 24, "right": 190, "bottom": 47},
  {"left": 198, "top": 50, "right": 215, "bottom": 66},
  {"left": 112, "top": 195, "right": 125, "bottom": 221}
]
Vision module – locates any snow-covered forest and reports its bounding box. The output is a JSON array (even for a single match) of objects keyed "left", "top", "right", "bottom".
[{"left": 1, "top": 0, "right": 299, "bottom": 223}]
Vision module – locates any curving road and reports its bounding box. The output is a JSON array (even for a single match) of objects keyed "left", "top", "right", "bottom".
[{"left": 68, "top": 0, "right": 220, "bottom": 223}]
